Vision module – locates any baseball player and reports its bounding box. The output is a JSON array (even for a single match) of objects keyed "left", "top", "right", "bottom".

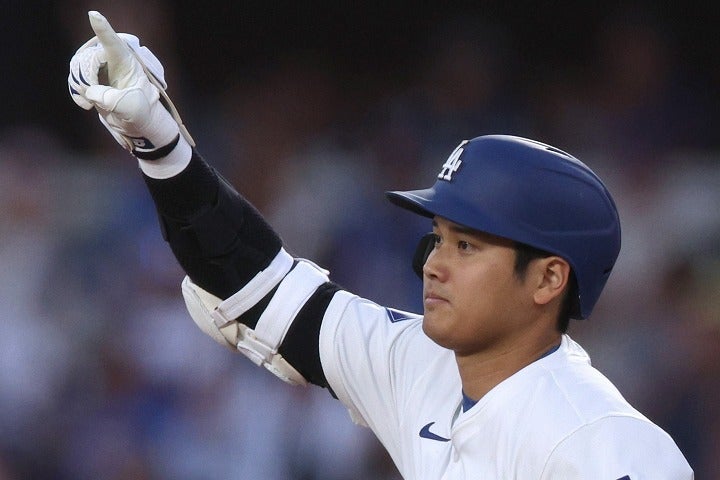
[{"left": 68, "top": 11, "right": 694, "bottom": 479}]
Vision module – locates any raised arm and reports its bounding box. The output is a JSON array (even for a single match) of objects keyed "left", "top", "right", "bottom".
[{"left": 68, "top": 11, "right": 338, "bottom": 388}]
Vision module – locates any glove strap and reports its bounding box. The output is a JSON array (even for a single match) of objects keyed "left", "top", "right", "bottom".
[{"left": 132, "top": 133, "right": 180, "bottom": 160}]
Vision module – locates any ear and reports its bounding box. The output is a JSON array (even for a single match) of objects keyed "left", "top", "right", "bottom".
[{"left": 533, "top": 257, "right": 571, "bottom": 307}]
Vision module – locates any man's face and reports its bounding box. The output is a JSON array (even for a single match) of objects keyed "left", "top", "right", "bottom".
[{"left": 422, "top": 216, "right": 537, "bottom": 357}]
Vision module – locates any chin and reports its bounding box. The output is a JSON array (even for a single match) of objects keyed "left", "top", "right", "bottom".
[{"left": 422, "top": 314, "right": 454, "bottom": 349}]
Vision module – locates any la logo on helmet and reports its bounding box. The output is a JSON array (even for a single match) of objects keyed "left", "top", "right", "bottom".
[{"left": 438, "top": 140, "right": 468, "bottom": 181}]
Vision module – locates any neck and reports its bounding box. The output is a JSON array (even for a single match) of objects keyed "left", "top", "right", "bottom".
[{"left": 456, "top": 330, "right": 562, "bottom": 402}]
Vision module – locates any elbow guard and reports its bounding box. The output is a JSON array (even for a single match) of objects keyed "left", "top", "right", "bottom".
[{"left": 181, "top": 247, "right": 330, "bottom": 386}]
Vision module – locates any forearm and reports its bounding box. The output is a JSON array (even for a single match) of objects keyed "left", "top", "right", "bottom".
[
  {"left": 144, "top": 149, "right": 331, "bottom": 387},
  {"left": 143, "top": 149, "right": 282, "bottom": 299}
]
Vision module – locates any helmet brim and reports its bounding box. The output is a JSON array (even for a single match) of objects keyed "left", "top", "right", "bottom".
[{"left": 385, "top": 189, "right": 436, "bottom": 218}]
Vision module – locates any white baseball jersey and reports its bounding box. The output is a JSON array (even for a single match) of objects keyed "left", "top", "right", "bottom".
[{"left": 319, "top": 290, "right": 694, "bottom": 479}]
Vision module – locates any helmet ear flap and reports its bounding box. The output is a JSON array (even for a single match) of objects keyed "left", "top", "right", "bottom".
[{"left": 412, "top": 233, "right": 437, "bottom": 279}]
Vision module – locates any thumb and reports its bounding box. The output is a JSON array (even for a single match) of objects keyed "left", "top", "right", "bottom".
[{"left": 88, "top": 11, "right": 134, "bottom": 87}]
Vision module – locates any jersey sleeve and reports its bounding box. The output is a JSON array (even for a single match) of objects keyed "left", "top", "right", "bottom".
[{"left": 541, "top": 415, "right": 694, "bottom": 479}]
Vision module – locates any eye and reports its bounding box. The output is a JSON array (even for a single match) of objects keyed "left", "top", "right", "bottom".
[
  {"left": 431, "top": 233, "right": 442, "bottom": 247},
  {"left": 457, "top": 240, "right": 476, "bottom": 253}
]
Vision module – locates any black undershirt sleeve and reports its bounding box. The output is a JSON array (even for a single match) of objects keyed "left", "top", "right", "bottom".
[
  {"left": 141, "top": 149, "right": 329, "bottom": 386},
  {"left": 280, "top": 282, "right": 340, "bottom": 388},
  {"left": 142, "top": 150, "right": 282, "bottom": 299}
]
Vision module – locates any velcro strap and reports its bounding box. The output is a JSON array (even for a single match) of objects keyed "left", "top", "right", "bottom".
[
  {"left": 210, "top": 248, "right": 294, "bottom": 328},
  {"left": 253, "top": 260, "right": 330, "bottom": 352},
  {"left": 132, "top": 133, "right": 180, "bottom": 160}
]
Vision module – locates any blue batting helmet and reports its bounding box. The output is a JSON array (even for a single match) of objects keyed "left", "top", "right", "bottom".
[{"left": 386, "top": 135, "right": 621, "bottom": 319}]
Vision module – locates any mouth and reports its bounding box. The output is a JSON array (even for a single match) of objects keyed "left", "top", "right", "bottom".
[{"left": 423, "top": 290, "right": 449, "bottom": 308}]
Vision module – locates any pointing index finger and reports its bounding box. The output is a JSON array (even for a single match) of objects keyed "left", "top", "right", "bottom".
[{"left": 88, "top": 11, "right": 133, "bottom": 81}]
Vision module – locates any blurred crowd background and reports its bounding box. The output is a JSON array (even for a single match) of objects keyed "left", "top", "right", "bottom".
[{"left": 1, "top": 1, "right": 719, "bottom": 478}]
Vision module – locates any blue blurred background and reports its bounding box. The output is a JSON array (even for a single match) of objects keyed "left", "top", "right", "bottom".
[{"left": 1, "top": 1, "right": 718, "bottom": 478}]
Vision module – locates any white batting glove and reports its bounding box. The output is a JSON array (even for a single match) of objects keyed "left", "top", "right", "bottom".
[{"left": 69, "top": 11, "right": 194, "bottom": 176}]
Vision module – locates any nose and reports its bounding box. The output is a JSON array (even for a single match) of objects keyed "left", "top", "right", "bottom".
[{"left": 423, "top": 244, "right": 447, "bottom": 281}]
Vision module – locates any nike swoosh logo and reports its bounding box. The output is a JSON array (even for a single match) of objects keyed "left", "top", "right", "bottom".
[{"left": 419, "top": 422, "right": 450, "bottom": 442}]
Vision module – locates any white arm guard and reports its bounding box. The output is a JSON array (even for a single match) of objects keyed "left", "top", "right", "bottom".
[{"left": 181, "top": 248, "right": 330, "bottom": 386}]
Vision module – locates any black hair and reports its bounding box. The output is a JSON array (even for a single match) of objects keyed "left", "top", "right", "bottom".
[{"left": 513, "top": 242, "right": 579, "bottom": 333}]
